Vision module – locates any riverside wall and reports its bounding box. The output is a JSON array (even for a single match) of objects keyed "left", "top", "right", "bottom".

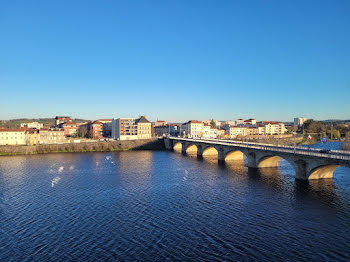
[{"left": 0, "top": 139, "right": 165, "bottom": 156}]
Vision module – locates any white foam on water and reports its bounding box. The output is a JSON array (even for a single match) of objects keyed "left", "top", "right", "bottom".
[
  {"left": 58, "top": 166, "right": 64, "bottom": 173},
  {"left": 69, "top": 166, "right": 74, "bottom": 171},
  {"left": 51, "top": 176, "right": 61, "bottom": 187}
]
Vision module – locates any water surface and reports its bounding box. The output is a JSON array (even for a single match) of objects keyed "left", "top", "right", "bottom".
[{"left": 0, "top": 150, "right": 350, "bottom": 261}]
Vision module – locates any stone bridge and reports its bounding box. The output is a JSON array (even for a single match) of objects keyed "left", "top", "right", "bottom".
[{"left": 164, "top": 137, "right": 350, "bottom": 180}]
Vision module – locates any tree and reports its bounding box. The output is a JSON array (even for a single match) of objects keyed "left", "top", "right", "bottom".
[
  {"left": 78, "top": 126, "right": 88, "bottom": 138},
  {"left": 333, "top": 129, "right": 341, "bottom": 140},
  {"left": 210, "top": 119, "right": 216, "bottom": 128}
]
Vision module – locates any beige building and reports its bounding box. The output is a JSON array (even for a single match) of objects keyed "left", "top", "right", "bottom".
[
  {"left": 154, "top": 120, "right": 167, "bottom": 127},
  {"left": 20, "top": 122, "right": 43, "bottom": 129},
  {"left": 136, "top": 116, "right": 152, "bottom": 139},
  {"left": 39, "top": 128, "right": 67, "bottom": 144},
  {"left": 216, "top": 128, "right": 225, "bottom": 138},
  {"left": 259, "top": 121, "right": 286, "bottom": 135},
  {"left": 26, "top": 129, "right": 40, "bottom": 145},
  {"left": 223, "top": 126, "right": 248, "bottom": 138},
  {"left": 257, "top": 125, "right": 265, "bottom": 135},
  {"left": 246, "top": 127, "right": 259, "bottom": 136},
  {"left": 181, "top": 120, "right": 204, "bottom": 138},
  {"left": 0, "top": 128, "right": 26, "bottom": 145}
]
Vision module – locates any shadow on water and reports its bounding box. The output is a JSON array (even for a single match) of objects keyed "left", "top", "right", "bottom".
[
  {"left": 172, "top": 151, "right": 347, "bottom": 208},
  {"left": 293, "top": 179, "right": 344, "bottom": 208}
]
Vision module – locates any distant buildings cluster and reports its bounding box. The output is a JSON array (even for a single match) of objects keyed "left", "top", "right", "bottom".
[
  {"left": 0, "top": 116, "right": 113, "bottom": 146},
  {"left": 174, "top": 118, "right": 287, "bottom": 139},
  {"left": 0, "top": 115, "right": 296, "bottom": 145}
]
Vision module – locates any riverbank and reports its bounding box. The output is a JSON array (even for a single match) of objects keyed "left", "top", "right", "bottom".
[{"left": 0, "top": 138, "right": 165, "bottom": 156}]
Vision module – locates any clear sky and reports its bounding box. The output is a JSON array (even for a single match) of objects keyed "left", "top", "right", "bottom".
[{"left": 1, "top": 0, "right": 349, "bottom": 122}]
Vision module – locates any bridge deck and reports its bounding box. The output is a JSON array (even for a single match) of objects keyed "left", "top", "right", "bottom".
[{"left": 169, "top": 137, "right": 350, "bottom": 162}]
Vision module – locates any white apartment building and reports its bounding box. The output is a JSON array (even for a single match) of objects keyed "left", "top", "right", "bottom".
[
  {"left": 209, "top": 127, "right": 217, "bottom": 139},
  {"left": 20, "top": 122, "right": 44, "bottom": 129},
  {"left": 259, "top": 121, "right": 286, "bottom": 135},
  {"left": 181, "top": 120, "right": 203, "bottom": 138},
  {"left": 225, "top": 120, "right": 236, "bottom": 126},
  {"left": 0, "top": 129, "right": 26, "bottom": 145},
  {"left": 201, "top": 125, "right": 217, "bottom": 139},
  {"left": 236, "top": 119, "right": 244, "bottom": 125},
  {"left": 294, "top": 117, "right": 307, "bottom": 127},
  {"left": 223, "top": 126, "right": 248, "bottom": 138}
]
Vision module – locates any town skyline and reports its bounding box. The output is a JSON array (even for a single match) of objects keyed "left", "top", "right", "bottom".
[{"left": 0, "top": 114, "right": 349, "bottom": 123}]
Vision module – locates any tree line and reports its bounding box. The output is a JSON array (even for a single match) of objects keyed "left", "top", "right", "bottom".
[{"left": 302, "top": 119, "right": 350, "bottom": 140}]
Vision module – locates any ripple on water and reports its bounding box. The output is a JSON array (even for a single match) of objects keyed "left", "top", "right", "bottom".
[{"left": 0, "top": 151, "right": 350, "bottom": 261}]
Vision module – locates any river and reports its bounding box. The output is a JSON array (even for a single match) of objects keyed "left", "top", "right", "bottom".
[{"left": 0, "top": 144, "right": 350, "bottom": 261}]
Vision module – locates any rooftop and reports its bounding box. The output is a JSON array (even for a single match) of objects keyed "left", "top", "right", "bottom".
[{"left": 136, "top": 116, "right": 150, "bottom": 124}]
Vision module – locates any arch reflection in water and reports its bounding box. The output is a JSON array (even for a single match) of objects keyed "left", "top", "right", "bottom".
[{"left": 293, "top": 179, "right": 342, "bottom": 208}]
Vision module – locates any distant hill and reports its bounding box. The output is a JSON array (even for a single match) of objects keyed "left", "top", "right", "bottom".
[
  {"left": 322, "top": 119, "right": 350, "bottom": 124},
  {"left": 0, "top": 118, "right": 90, "bottom": 128}
]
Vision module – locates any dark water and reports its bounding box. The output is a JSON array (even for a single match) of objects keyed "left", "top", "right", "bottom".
[{"left": 0, "top": 148, "right": 350, "bottom": 261}]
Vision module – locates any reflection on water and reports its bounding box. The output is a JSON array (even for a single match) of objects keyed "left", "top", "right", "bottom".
[{"left": 0, "top": 151, "right": 350, "bottom": 261}]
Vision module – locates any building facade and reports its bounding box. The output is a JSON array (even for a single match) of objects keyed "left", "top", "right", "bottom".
[
  {"left": 97, "top": 119, "right": 112, "bottom": 137},
  {"left": 55, "top": 116, "right": 72, "bottom": 127},
  {"left": 294, "top": 117, "right": 308, "bottom": 127},
  {"left": 223, "top": 125, "right": 248, "bottom": 138},
  {"left": 91, "top": 121, "right": 104, "bottom": 139},
  {"left": 258, "top": 121, "right": 286, "bottom": 135},
  {"left": 39, "top": 128, "right": 67, "bottom": 144},
  {"left": 20, "top": 122, "right": 43, "bottom": 129},
  {"left": 136, "top": 116, "right": 152, "bottom": 139},
  {"left": 181, "top": 120, "right": 203, "bottom": 138},
  {"left": 154, "top": 124, "right": 179, "bottom": 137},
  {"left": 62, "top": 122, "right": 80, "bottom": 137},
  {"left": 154, "top": 120, "right": 167, "bottom": 127},
  {"left": 0, "top": 128, "right": 26, "bottom": 145},
  {"left": 26, "top": 129, "right": 40, "bottom": 145},
  {"left": 112, "top": 118, "right": 138, "bottom": 140}
]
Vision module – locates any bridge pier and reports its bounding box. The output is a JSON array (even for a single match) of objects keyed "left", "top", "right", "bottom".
[
  {"left": 197, "top": 145, "right": 203, "bottom": 160},
  {"left": 181, "top": 143, "right": 186, "bottom": 155},
  {"left": 246, "top": 152, "right": 258, "bottom": 168},
  {"left": 217, "top": 147, "right": 225, "bottom": 165}
]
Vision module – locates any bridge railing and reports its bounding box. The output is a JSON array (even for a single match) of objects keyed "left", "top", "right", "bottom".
[
  {"left": 169, "top": 137, "right": 350, "bottom": 161},
  {"left": 197, "top": 138, "right": 350, "bottom": 155}
]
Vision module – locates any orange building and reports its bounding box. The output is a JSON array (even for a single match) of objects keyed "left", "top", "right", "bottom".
[{"left": 91, "top": 121, "right": 104, "bottom": 139}]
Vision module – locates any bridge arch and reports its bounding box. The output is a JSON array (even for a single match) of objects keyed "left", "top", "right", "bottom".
[
  {"left": 225, "top": 150, "right": 245, "bottom": 161},
  {"left": 186, "top": 144, "right": 198, "bottom": 154},
  {"left": 258, "top": 155, "right": 282, "bottom": 168},
  {"left": 202, "top": 146, "right": 218, "bottom": 158},
  {"left": 308, "top": 165, "right": 339, "bottom": 179},
  {"left": 173, "top": 142, "right": 182, "bottom": 152}
]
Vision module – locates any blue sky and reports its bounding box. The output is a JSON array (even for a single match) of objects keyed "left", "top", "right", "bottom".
[{"left": 1, "top": 0, "right": 349, "bottom": 122}]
